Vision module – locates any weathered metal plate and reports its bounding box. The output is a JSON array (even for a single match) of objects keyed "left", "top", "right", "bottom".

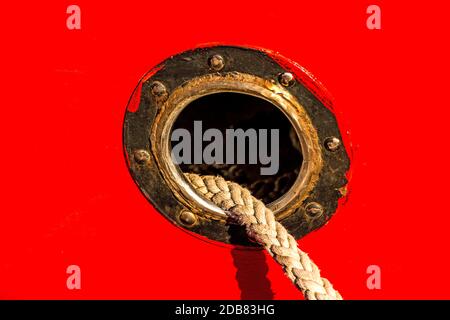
[{"left": 123, "top": 45, "right": 350, "bottom": 246}]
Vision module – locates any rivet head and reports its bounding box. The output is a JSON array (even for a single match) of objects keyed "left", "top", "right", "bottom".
[
  {"left": 305, "top": 202, "right": 324, "bottom": 218},
  {"left": 150, "top": 81, "right": 167, "bottom": 97},
  {"left": 133, "top": 149, "right": 150, "bottom": 164},
  {"left": 324, "top": 137, "right": 341, "bottom": 152},
  {"left": 278, "top": 72, "right": 295, "bottom": 87},
  {"left": 179, "top": 210, "right": 197, "bottom": 226},
  {"left": 208, "top": 55, "right": 225, "bottom": 71}
]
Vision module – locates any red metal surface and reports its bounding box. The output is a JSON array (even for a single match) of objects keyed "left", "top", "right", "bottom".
[{"left": 1, "top": 0, "right": 450, "bottom": 299}]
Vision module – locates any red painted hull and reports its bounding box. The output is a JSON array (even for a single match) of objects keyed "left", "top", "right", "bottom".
[{"left": 1, "top": 0, "right": 449, "bottom": 299}]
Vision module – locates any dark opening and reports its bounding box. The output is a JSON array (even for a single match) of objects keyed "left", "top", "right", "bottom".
[{"left": 171, "top": 92, "right": 303, "bottom": 204}]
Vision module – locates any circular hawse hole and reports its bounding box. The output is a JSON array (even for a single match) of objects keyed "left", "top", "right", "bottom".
[{"left": 170, "top": 92, "right": 303, "bottom": 204}]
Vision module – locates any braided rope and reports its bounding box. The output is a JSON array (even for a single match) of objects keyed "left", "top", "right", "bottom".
[{"left": 185, "top": 173, "right": 342, "bottom": 300}]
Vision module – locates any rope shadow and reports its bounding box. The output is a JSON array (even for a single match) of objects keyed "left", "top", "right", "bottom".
[{"left": 229, "top": 225, "right": 274, "bottom": 300}]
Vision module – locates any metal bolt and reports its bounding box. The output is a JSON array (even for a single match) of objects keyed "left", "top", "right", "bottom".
[
  {"left": 278, "top": 72, "right": 295, "bottom": 87},
  {"left": 134, "top": 149, "right": 150, "bottom": 164},
  {"left": 179, "top": 210, "right": 197, "bottom": 226},
  {"left": 305, "top": 202, "right": 324, "bottom": 218},
  {"left": 208, "top": 55, "right": 225, "bottom": 71},
  {"left": 150, "top": 81, "right": 167, "bottom": 97},
  {"left": 324, "top": 137, "right": 341, "bottom": 152}
]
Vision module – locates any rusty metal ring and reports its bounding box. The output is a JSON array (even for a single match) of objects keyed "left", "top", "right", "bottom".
[{"left": 123, "top": 46, "right": 350, "bottom": 246}]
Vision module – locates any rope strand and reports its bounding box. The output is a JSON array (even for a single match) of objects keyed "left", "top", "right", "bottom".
[{"left": 185, "top": 173, "right": 342, "bottom": 300}]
